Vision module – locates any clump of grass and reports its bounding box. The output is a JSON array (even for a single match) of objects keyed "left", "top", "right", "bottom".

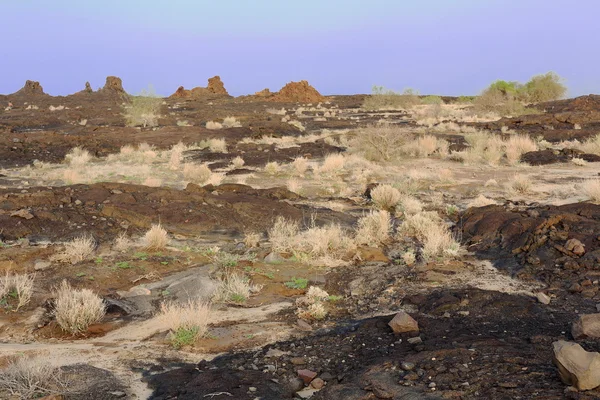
[
  {"left": 143, "top": 224, "right": 169, "bottom": 250},
  {"left": 292, "top": 157, "right": 309, "bottom": 176},
  {"left": 285, "top": 277, "right": 309, "bottom": 289},
  {"left": 65, "top": 147, "right": 92, "bottom": 167},
  {"left": 183, "top": 163, "right": 212, "bottom": 184},
  {"left": 504, "top": 135, "right": 538, "bottom": 164},
  {"left": 296, "top": 286, "right": 329, "bottom": 320},
  {"left": 319, "top": 153, "right": 345, "bottom": 175},
  {"left": 113, "top": 232, "right": 133, "bottom": 252},
  {"left": 398, "top": 196, "right": 423, "bottom": 216},
  {"left": 371, "top": 184, "right": 401, "bottom": 211},
  {"left": 56, "top": 236, "right": 95, "bottom": 264},
  {"left": 212, "top": 273, "right": 261, "bottom": 304},
  {"left": 0, "top": 357, "right": 65, "bottom": 398},
  {"left": 0, "top": 272, "right": 35, "bottom": 311},
  {"left": 231, "top": 156, "right": 245, "bottom": 168},
  {"left": 159, "top": 299, "right": 211, "bottom": 348},
  {"left": 349, "top": 123, "right": 412, "bottom": 162},
  {"left": 581, "top": 179, "right": 600, "bottom": 203},
  {"left": 264, "top": 161, "right": 281, "bottom": 175},
  {"left": 576, "top": 134, "right": 600, "bottom": 155},
  {"left": 243, "top": 232, "right": 261, "bottom": 248},
  {"left": 467, "top": 195, "right": 497, "bottom": 208},
  {"left": 206, "top": 121, "right": 222, "bottom": 130},
  {"left": 222, "top": 116, "right": 241, "bottom": 128},
  {"left": 400, "top": 212, "right": 460, "bottom": 261},
  {"left": 53, "top": 280, "right": 105, "bottom": 334},
  {"left": 508, "top": 174, "right": 532, "bottom": 194},
  {"left": 123, "top": 86, "right": 162, "bottom": 127},
  {"left": 355, "top": 210, "right": 391, "bottom": 247},
  {"left": 288, "top": 120, "right": 306, "bottom": 131}
]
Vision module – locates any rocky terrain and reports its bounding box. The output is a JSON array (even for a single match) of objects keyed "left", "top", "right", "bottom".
[{"left": 1, "top": 76, "right": 600, "bottom": 400}]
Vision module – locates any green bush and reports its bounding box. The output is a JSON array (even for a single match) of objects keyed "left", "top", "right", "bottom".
[
  {"left": 421, "top": 95, "right": 443, "bottom": 105},
  {"left": 523, "top": 72, "right": 567, "bottom": 102},
  {"left": 363, "top": 86, "right": 420, "bottom": 110}
]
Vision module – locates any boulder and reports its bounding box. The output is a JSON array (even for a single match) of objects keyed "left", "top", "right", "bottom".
[
  {"left": 572, "top": 314, "right": 600, "bottom": 339},
  {"left": 388, "top": 311, "right": 419, "bottom": 334},
  {"left": 297, "top": 369, "right": 318, "bottom": 384},
  {"left": 553, "top": 340, "right": 600, "bottom": 390},
  {"left": 566, "top": 238, "right": 586, "bottom": 256}
]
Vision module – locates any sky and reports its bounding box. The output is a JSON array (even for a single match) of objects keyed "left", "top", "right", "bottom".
[{"left": 0, "top": 0, "right": 597, "bottom": 97}]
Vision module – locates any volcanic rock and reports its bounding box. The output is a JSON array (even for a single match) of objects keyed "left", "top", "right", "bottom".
[
  {"left": 565, "top": 238, "right": 586, "bottom": 256},
  {"left": 388, "top": 311, "right": 419, "bottom": 333},
  {"left": 101, "top": 76, "right": 125, "bottom": 93},
  {"left": 297, "top": 369, "right": 318, "bottom": 384},
  {"left": 254, "top": 88, "right": 272, "bottom": 97},
  {"left": 170, "top": 76, "right": 229, "bottom": 98},
  {"left": 553, "top": 340, "right": 600, "bottom": 390},
  {"left": 572, "top": 314, "right": 600, "bottom": 340},
  {"left": 14, "top": 80, "right": 46, "bottom": 96},
  {"left": 207, "top": 75, "right": 228, "bottom": 95},
  {"left": 271, "top": 80, "right": 325, "bottom": 103},
  {"left": 83, "top": 81, "right": 93, "bottom": 93}
]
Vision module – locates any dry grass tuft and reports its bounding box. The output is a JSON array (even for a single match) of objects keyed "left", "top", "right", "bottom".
[
  {"left": 400, "top": 212, "right": 460, "bottom": 261},
  {"left": 288, "top": 120, "right": 306, "bottom": 131},
  {"left": 371, "top": 184, "right": 401, "bottom": 210},
  {"left": 243, "top": 232, "right": 261, "bottom": 248},
  {"left": 349, "top": 124, "right": 412, "bottom": 162},
  {"left": 508, "top": 174, "right": 533, "bottom": 194},
  {"left": 54, "top": 280, "right": 105, "bottom": 334},
  {"left": 398, "top": 196, "right": 423, "bottom": 216},
  {"left": 355, "top": 210, "right": 391, "bottom": 247},
  {"left": 581, "top": 179, "right": 600, "bottom": 203},
  {"left": 143, "top": 224, "right": 169, "bottom": 250},
  {"left": 183, "top": 163, "right": 212, "bottom": 184},
  {"left": 319, "top": 153, "right": 345, "bottom": 175},
  {"left": 159, "top": 299, "right": 211, "bottom": 345},
  {"left": 504, "top": 135, "right": 537, "bottom": 164},
  {"left": 56, "top": 236, "right": 95, "bottom": 264},
  {"left": 292, "top": 157, "right": 310, "bottom": 176},
  {"left": 264, "top": 161, "right": 281, "bottom": 176},
  {"left": 212, "top": 273, "right": 261, "bottom": 304},
  {"left": 222, "top": 116, "right": 242, "bottom": 128},
  {"left": 113, "top": 232, "right": 134, "bottom": 252},
  {"left": 123, "top": 88, "right": 162, "bottom": 127},
  {"left": 0, "top": 272, "right": 35, "bottom": 311},
  {"left": 467, "top": 195, "right": 497, "bottom": 208},
  {"left": 231, "top": 156, "right": 245, "bottom": 168},
  {"left": 0, "top": 357, "right": 65, "bottom": 398},
  {"left": 572, "top": 157, "right": 588, "bottom": 166},
  {"left": 65, "top": 147, "right": 92, "bottom": 166},
  {"left": 206, "top": 121, "right": 223, "bottom": 130}
]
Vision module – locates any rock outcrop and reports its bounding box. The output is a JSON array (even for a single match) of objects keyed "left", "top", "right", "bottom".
[
  {"left": 271, "top": 80, "right": 325, "bottom": 103},
  {"left": 100, "top": 76, "right": 125, "bottom": 94},
  {"left": 170, "top": 76, "right": 229, "bottom": 98},
  {"left": 13, "top": 80, "right": 47, "bottom": 96},
  {"left": 572, "top": 314, "right": 600, "bottom": 340}
]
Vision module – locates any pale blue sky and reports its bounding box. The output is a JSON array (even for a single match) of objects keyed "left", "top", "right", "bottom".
[{"left": 1, "top": 0, "right": 597, "bottom": 97}]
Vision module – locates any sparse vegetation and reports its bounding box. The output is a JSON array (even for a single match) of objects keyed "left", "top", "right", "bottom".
[
  {"left": 56, "top": 235, "right": 95, "bottom": 264},
  {"left": 53, "top": 280, "right": 106, "bottom": 334},
  {"left": 581, "top": 179, "right": 600, "bottom": 203},
  {"left": 143, "top": 224, "right": 169, "bottom": 250},
  {"left": 159, "top": 299, "right": 211, "bottom": 348},
  {"left": 355, "top": 210, "right": 391, "bottom": 247},
  {"left": 370, "top": 184, "right": 401, "bottom": 210},
  {"left": 285, "top": 277, "right": 309, "bottom": 290},
  {"left": 123, "top": 86, "right": 162, "bottom": 127},
  {"left": 0, "top": 357, "right": 65, "bottom": 398},
  {"left": 212, "top": 272, "right": 261, "bottom": 304},
  {"left": 349, "top": 123, "right": 412, "bottom": 162},
  {"left": 0, "top": 272, "right": 34, "bottom": 310},
  {"left": 363, "top": 86, "right": 420, "bottom": 110}
]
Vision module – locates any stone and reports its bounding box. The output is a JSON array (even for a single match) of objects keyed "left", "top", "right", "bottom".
[
  {"left": 291, "top": 357, "right": 306, "bottom": 365},
  {"left": 319, "top": 372, "right": 333, "bottom": 381},
  {"left": 297, "top": 319, "right": 313, "bottom": 332},
  {"left": 407, "top": 336, "right": 423, "bottom": 345},
  {"left": 265, "top": 348, "right": 290, "bottom": 358},
  {"left": 388, "top": 311, "right": 419, "bottom": 334},
  {"left": 264, "top": 252, "right": 285, "bottom": 264},
  {"left": 536, "top": 292, "right": 551, "bottom": 305},
  {"left": 287, "top": 377, "right": 304, "bottom": 392},
  {"left": 10, "top": 209, "right": 34, "bottom": 219},
  {"left": 401, "top": 361, "right": 416, "bottom": 371},
  {"left": 572, "top": 314, "right": 600, "bottom": 339},
  {"left": 297, "top": 369, "right": 318, "bottom": 384},
  {"left": 566, "top": 238, "right": 586, "bottom": 256},
  {"left": 296, "top": 388, "right": 319, "bottom": 399},
  {"left": 34, "top": 260, "right": 52, "bottom": 271},
  {"left": 109, "top": 392, "right": 126, "bottom": 398},
  {"left": 310, "top": 377, "right": 325, "bottom": 389},
  {"left": 553, "top": 340, "right": 600, "bottom": 390}
]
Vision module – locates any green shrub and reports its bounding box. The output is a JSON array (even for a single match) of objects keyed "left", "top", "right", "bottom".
[
  {"left": 523, "top": 72, "right": 567, "bottom": 102},
  {"left": 421, "top": 95, "right": 443, "bottom": 105},
  {"left": 363, "top": 86, "right": 420, "bottom": 110},
  {"left": 285, "top": 277, "right": 308, "bottom": 289},
  {"left": 456, "top": 95, "right": 475, "bottom": 104}
]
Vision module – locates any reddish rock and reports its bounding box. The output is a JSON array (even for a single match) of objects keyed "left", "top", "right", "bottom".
[
  {"left": 271, "top": 80, "right": 325, "bottom": 103},
  {"left": 101, "top": 76, "right": 125, "bottom": 93},
  {"left": 388, "top": 311, "right": 419, "bottom": 334},
  {"left": 310, "top": 377, "right": 325, "bottom": 389},
  {"left": 297, "top": 369, "right": 318, "bottom": 384},
  {"left": 207, "top": 75, "right": 228, "bottom": 95},
  {"left": 254, "top": 88, "right": 272, "bottom": 97}
]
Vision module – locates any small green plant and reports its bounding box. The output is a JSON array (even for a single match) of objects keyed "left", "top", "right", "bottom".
[
  {"left": 446, "top": 204, "right": 459, "bottom": 215},
  {"left": 94, "top": 257, "right": 103, "bottom": 264},
  {"left": 328, "top": 295, "right": 343, "bottom": 302},
  {"left": 115, "top": 261, "right": 133, "bottom": 269},
  {"left": 285, "top": 277, "right": 308, "bottom": 289},
  {"left": 170, "top": 326, "right": 199, "bottom": 349},
  {"left": 134, "top": 252, "right": 149, "bottom": 260},
  {"left": 213, "top": 252, "right": 240, "bottom": 268},
  {"left": 229, "top": 293, "right": 247, "bottom": 303},
  {"left": 456, "top": 95, "right": 475, "bottom": 103},
  {"left": 160, "top": 261, "right": 169, "bottom": 265},
  {"left": 75, "top": 272, "right": 86, "bottom": 277}
]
